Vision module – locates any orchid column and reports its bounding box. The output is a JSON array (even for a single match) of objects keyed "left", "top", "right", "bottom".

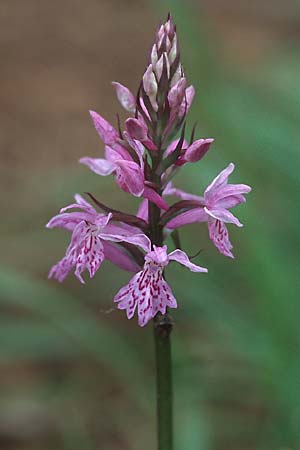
[{"left": 47, "top": 14, "right": 251, "bottom": 450}]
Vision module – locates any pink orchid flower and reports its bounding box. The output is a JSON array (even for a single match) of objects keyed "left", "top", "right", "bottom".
[
  {"left": 114, "top": 243, "right": 207, "bottom": 327},
  {"left": 166, "top": 163, "right": 252, "bottom": 258},
  {"left": 46, "top": 194, "right": 150, "bottom": 283},
  {"left": 80, "top": 111, "right": 168, "bottom": 210}
]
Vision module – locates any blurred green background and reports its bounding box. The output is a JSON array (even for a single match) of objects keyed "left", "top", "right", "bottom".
[{"left": 1, "top": 0, "right": 300, "bottom": 449}]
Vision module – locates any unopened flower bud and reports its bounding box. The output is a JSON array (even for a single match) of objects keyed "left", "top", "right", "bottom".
[
  {"left": 165, "top": 36, "right": 171, "bottom": 52},
  {"left": 168, "top": 36, "right": 177, "bottom": 65},
  {"left": 168, "top": 78, "right": 187, "bottom": 109},
  {"left": 151, "top": 44, "right": 158, "bottom": 66},
  {"left": 154, "top": 54, "right": 164, "bottom": 80},
  {"left": 112, "top": 82, "right": 136, "bottom": 113},
  {"left": 143, "top": 65, "right": 158, "bottom": 111},
  {"left": 184, "top": 138, "right": 214, "bottom": 163},
  {"left": 178, "top": 85, "right": 195, "bottom": 118},
  {"left": 170, "top": 63, "right": 183, "bottom": 88},
  {"left": 125, "top": 118, "right": 148, "bottom": 141}
]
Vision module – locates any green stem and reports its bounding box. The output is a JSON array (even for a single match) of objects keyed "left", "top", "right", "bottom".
[
  {"left": 154, "top": 314, "right": 173, "bottom": 450},
  {"left": 148, "top": 168, "right": 173, "bottom": 449}
]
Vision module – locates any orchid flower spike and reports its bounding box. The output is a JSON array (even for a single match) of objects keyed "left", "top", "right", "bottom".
[{"left": 47, "top": 15, "right": 252, "bottom": 331}]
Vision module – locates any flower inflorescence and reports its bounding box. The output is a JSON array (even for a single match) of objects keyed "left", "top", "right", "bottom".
[{"left": 47, "top": 15, "right": 251, "bottom": 327}]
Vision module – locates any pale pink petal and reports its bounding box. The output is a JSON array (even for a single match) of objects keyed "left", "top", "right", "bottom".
[
  {"left": 59, "top": 194, "right": 95, "bottom": 214},
  {"left": 168, "top": 249, "right": 208, "bottom": 272},
  {"left": 46, "top": 212, "right": 92, "bottom": 231},
  {"left": 143, "top": 186, "right": 169, "bottom": 211},
  {"left": 164, "top": 139, "right": 188, "bottom": 157},
  {"left": 74, "top": 194, "right": 94, "bottom": 209},
  {"left": 215, "top": 194, "right": 246, "bottom": 209},
  {"left": 137, "top": 199, "right": 149, "bottom": 221},
  {"left": 111, "top": 82, "right": 136, "bottom": 112},
  {"left": 102, "top": 241, "right": 140, "bottom": 272},
  {"left": 100, "top": 232, "right": 151, "bottom": 253},
  {"left": 79, "top": 157, "right": 115, "bottom": 176},
  {"left": 184, "top": 138, "right": 214, "bottom": 163},
  {"left": 123, "top": 131, "right": 145, "bottom": 166},
  {"left": 163, "top": 184, "right": 204, "bottom": 202},
  {"left": 208, "top": 220, "right": 234, "bottom": 258},
  {"left": 125, "top": 118, "right": 148, "bottom": 141},
  {"left": 210, "top": 183, "right": 251, "bottom": 205},
  {"left": 115, "top": 160, "right": 145, "bottom": 196},
  {"left": 146, "top": 245, "right": 169, "bottom": 265},
  {"left": 152, "top": 278, "right": 177, "bottom": 314},
  {"left": 204, "top": 163, "right": 235, "bottom": 200},
  {"left": 114, "top": 272, "right": 141, "bottom": 320},
  {"left": 167, "top": 207, "right": 208, "bottom": 229},
  {"left": 48, "top": 256, "right": 73, "bottom": 282},
  {"left": 204, "top": 207, "right": 243, "bottom": 227},
  {"left": 178, "top": 85, "right": 195, "bottom": 117},
  {"left": 104, "top": 223, "right": 141, "bottom": 236},
  {"left": 74, "top": 234, "right": 105, "bottom": 283},
  {"left": 105, "top": 143, "right": 132, "bottom": 163},
  {"left": 143, "top": 65, "right": 158, "bottom": 111},
  {"left": 66, "top": 221, "right": 88, "bottom": 252},
  {"left": 95, "top": 213, "right": 112, "bottom": 229},
  {"left": 168, "top": 78, "right": 187, "bottom": 109},
  {"left": 89, "top": 110, "right": 118, "bottom": 145}
]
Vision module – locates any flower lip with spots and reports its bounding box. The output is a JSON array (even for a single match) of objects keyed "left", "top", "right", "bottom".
[{"left": 114, "top": 244, "right": 207, "bottom": 327}]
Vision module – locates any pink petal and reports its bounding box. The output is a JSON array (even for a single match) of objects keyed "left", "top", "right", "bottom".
[
  {"left": 89, "top": 110, "right": 118, "bottom": 145},
  {"left": 66, "top": 221, "right": 87, "bottom": 251},
  {"left": 59, "top": 198, "right": 95, "bottom": 215},
  {"left": 74, "top": 194, "right": 95, "bottom": 210},
  {"left": 125, "top": 118, "right": 148, "bottom": 141},
  {"left": 184, "top": 138, "right": 214, "bottom": 163},
  {"left": 178, "top": 85, "right": 195, "bottom": 117},
  {"left": 166, "top": 207, "right": 208, "bottom": 229},
  {"left": 114, "top": 272, "right": 141, "bottom": 320},
  {"left": 146, "top": 245, "right": 169, "bottom": 265},
  {"left": 163, "top": 183, "right": 204, "bottom": 202},
  {"left": 115, "top": 160, "right": 145, "bottom": 196},
  {"left": 168, "top": 78, "right": 187, "bottom": 109},
  {"left": 79, "top": 157, "right": 115, "bottom": 176},
  {"left": 143, "top": 186, "right": 169, "bottom": 211},
  {"left": 46, "top": 212, "right": 92, "bottom": 231},
  {"left": 208, "top": 220, "right": 234, "bottom": 258},
  {"left": 74, "top": 234, "right": 105, "bottom": 283},
  {"left": 204, "top": 163, "right": 235, "bottom": 201},
  {"left": 212, "top": 184, "right": 252, "bottom": 205},
  {"left": 168, "top": 249, "right": 208, "bottom": 272},
  {"left": 100, "top": 232, "right": 151, "bottom": 253},
  {"left": 48, "top": 256, "right": 73, "bottom": 282},
  {"left": 123, "top": 131, "right": 145, "bottom": 166},
  {"left": 204, "top": 207, "right": 243, "bottom": 227},
  {"left": 111, "top": 82, "right": 136, "bottom": 113},
  {"left": 215, "top": 194, "right": 246, "bottom": 209},
  {"left": 142, "top": 65, "right": 158, "bottom": 111},
  {"left": 102, "top": 241, "right": 140, "bottom": 272},
  {"left": 136, "top": 199, "right": 149, "bottom": 222},
  {"left": 164, "top": 139, "right": 188, "bottom": 157}
]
